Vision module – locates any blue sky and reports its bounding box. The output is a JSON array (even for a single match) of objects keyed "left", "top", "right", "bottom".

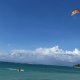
[{"left": 0, "top": 0, "right": 80, "bottom": 51}]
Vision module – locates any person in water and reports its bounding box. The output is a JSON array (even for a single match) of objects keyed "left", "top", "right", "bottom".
[
  {"left": 18, "top": 68, "right": 21, "bottom": 72},
  {"left": 17, "top": 68, "right": 24, "bottom": 72}
]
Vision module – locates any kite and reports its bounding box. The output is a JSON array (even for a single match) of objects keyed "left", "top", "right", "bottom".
[{"left": 71, "top": 10, "right": 80, "bottom": 16}]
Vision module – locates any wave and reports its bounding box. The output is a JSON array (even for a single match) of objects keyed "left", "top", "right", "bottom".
[{"left": 0, "top": 68, "right": 18, "bottom": 71}]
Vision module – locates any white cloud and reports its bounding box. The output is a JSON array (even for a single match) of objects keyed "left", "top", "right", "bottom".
[{"left": 0, "top": 46, "right": 80, "bottom": 66}]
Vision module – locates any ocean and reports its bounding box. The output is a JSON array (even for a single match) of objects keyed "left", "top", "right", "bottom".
[{"left": 0, "top": 62, "right": 80, "bottom": 80}]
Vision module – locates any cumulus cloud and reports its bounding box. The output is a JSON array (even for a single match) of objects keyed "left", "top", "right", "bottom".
[{"left": 0, "top": 46, "right": 80, "bottom": 66}]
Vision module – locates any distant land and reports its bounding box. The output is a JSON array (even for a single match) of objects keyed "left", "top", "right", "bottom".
[{"left": 0, "top": 61, "right": 74, "bottom": 68}]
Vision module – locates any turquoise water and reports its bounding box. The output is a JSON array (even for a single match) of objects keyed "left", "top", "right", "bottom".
[{"left": 0, "top": 62, "right": 80, "bottom": 80}]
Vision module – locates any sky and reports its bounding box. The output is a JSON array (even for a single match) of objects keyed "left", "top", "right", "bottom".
[
  {"left": 0, "top": 0, "right": 80, "bottom": 66},
  {"left": 0, "top": 0, "right": 80, "bottom": 51}
]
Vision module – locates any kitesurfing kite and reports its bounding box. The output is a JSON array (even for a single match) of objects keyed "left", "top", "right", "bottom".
[{"left": 71, "top": 10, "right": 80, "bottom": 16}]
